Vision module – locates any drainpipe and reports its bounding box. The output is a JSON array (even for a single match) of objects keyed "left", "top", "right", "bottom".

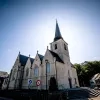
[{"left": 45, "top": 59, "right": 48, "bottom": 90}]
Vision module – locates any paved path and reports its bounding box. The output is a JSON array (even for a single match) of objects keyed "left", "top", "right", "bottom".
[{"left": 0, "top": 97, "right": 13, "bottom": 100}]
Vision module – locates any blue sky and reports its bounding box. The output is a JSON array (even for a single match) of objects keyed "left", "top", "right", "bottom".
[{"left": 0, "top": 0, "right": 100, "bottom": 73}]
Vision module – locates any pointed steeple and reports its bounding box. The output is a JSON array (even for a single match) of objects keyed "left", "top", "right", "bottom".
[{"left": 54, "top": 20, "right": 63, "bottom": 41}]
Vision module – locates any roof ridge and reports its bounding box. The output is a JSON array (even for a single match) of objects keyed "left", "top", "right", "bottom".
[{"left": 20, "top": 54, "right": 34, "bottom": 59}]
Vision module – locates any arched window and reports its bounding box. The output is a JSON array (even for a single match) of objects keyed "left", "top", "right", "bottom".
[
  {"left": 26, "top": 68, "right": 29, "bottom": 77},
  {"left": 46, "top": 62, "right": 50, "bottom": 73},
  {"left": 34, "top": 67, "right": 39, "bottom": 76}
]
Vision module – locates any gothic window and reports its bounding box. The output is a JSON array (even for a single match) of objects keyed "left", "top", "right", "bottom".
[
  {"left": 34, "top": 67, "right": 39, "bottom": 76},
  {"left": 64, "top": 44, "right": 66, "bottom": 50},
  {"left": 26, "top": 68, "right": 29, "bottom": 77},
  {"left": 46, "top": 62, "right": 50, "bottom": 73},
  {"left": 55, "top": 44, "right": 57, "bottom": 49}
]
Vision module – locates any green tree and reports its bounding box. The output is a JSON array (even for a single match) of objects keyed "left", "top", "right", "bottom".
[{"left": 74, "top": 61, "right": 100, "bottom": 87}]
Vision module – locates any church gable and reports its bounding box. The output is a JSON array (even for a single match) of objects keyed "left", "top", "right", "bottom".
[
  {"left": 23, "top": 58, "right": 31, "bottom": 79},
  {"left": 13, "top": 54, "right": 20, "bottom": 69},
  {"left": 32, "top": 53, "right": 41, "bottom": 68},
  {"left": 43, "top": 49, "right": 54, "bottom": 63},
  {"left": 25, "top": 56, "right": 34, "bottom": 69},
  {"left": 30, "top": 53, "right": 43, "bottom": 79},
  {"left": 23, "top": 56, "right": 34, "bottom": 77},
  {"left": 12, "top": 53, "right": 29, "bottom": 76},
  {"left": 41, "top": 49, "right": 55, "bottom": 77}
]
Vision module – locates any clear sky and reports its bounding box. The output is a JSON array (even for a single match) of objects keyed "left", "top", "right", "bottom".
[{"left": 0, "top": 0, "right": 100, "bottom": 73}]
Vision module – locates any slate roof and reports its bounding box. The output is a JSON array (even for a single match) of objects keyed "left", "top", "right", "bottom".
[
  {"left": 54, "top": 21, "right": 63, "bottom": 42},
  {"left": 19, "top": 54, "right": 34, "bottom": 66},
  {"left": 19, "top": 55, "right": 28, "bottom": 66},
  {"left": 30, "top": 58, "right": 34, "bottom": 64},
  {"left": 49, "top": 50, "right": 64, "bottom": 63},
  {"left": 38, "top": 54, "right": 44, "bottom": 61}
]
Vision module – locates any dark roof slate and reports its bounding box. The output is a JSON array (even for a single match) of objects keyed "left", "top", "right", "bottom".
[
  {"left": 30, "top": 58, "right": 34, "bottom": 64},
  {"left": 49, "top": 50, "right": 64, "bottom": 63},
  {"left": 54, "top": 21, "right": 63, "bottom": 42},
  {"left": 19, "top": 54, "right": 34, "bottom": 66},
  {"left": 38, "top": 54, "right": 44, "bottom": 61},
  {"left": 19, "top": 55, "right": 28, "bottom": 66}
]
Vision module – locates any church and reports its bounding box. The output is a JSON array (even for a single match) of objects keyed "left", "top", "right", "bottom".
[{"left": 5, "top": 21, "right": 79, "bottom": 90}]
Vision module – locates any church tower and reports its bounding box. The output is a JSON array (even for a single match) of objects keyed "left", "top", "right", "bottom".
[
  {"left": 50, "top": 21, "right": 78, "bottom": 89},
  {"left": 50, "top": 21, "right": 70, "bottom": 64}
]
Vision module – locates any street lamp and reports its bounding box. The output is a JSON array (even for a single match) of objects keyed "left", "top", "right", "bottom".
[
  {"left": 45, "top": 59, "right": 48, "bottom": 90},
  {"left": 45, "top": 59, "right": 48, "bottom": 100}
]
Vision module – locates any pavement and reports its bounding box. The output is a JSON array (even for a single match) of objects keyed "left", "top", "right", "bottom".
[{"left": 0, "top": 97, "right": 13, "bottom": 100}]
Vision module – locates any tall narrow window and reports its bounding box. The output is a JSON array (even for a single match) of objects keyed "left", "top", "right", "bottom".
[
  {"left": 46, "top": 62, "right": 50, "bottom": 73},
  {"left": 55, "top": 44, "right": 57, "bottom": 49},
  {"left": 64, "top": 44, "right": 66, "bottom": 50},
  {"left": 34, "top": 67, "right": 39, "bottom": 76}
]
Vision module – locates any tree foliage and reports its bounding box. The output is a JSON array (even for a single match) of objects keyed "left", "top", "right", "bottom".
[{"left": 74, "top": 61, "right": 100, "bottom": 86}]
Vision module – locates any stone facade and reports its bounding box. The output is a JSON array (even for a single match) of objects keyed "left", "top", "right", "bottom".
[{"left": 6, "top": 21, "right": 79, "bottom": 90}]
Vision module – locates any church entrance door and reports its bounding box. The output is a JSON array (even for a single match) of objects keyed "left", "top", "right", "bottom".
[
  {"left": 49, "top": 77, "right": 58, "bottom": 91},
  {"left": 68, "top": 78, "right": 72, "bottom": 88}
]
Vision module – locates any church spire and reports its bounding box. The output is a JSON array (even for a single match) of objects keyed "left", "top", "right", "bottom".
[{"left": 54, "top": 20, "right": 63, "bottom": 41}]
